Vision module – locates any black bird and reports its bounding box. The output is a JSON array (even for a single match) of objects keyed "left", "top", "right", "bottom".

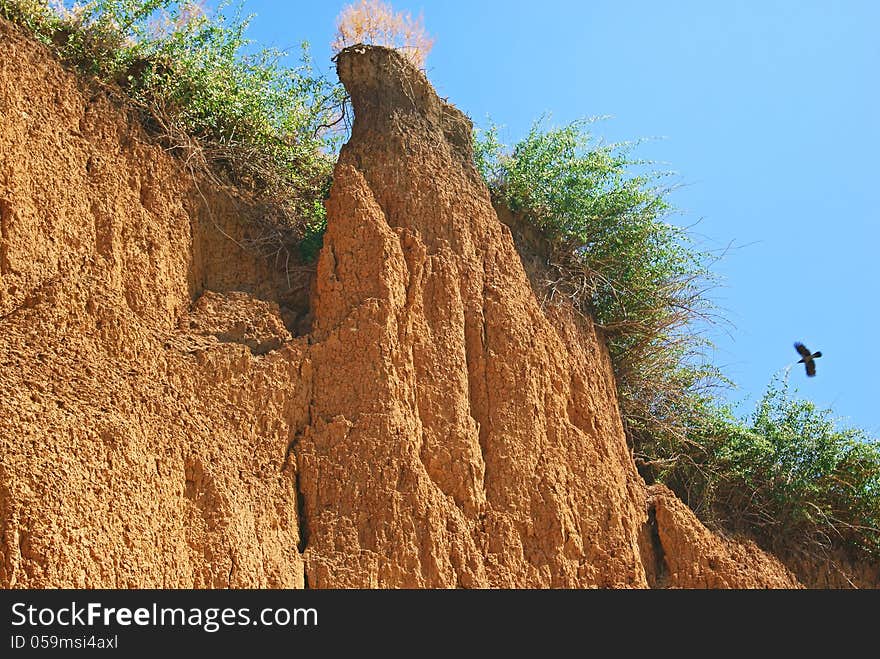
[{"left": 794, "top": 342, "right": 822, "bottom": 377}]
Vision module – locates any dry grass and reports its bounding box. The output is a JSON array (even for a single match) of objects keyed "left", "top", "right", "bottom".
[{"left": 332, "top": 0, "right": 434, "bottom": 68}]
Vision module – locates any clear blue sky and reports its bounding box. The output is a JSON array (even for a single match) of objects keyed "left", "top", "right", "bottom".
[{"left": 239, "top": 1, "right": 879, "bottom": 435}]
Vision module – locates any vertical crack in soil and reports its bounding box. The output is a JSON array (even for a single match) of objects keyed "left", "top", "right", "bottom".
[
  {"left": 646, "top": 501, "right": 668, "bottom": 588},
  {"left": 0, "top": 199, "right": 11, "bottom": 275}
]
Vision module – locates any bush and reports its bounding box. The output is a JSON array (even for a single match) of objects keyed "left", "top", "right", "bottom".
[
  {"left": 475, "top": 117, "right": 723, "bottom": 454},
  {"left": 660, "top": 377, "right": 880, "bottom": 558},
  {"left": 0, "top": 0, "right": 345, "bottom": 263}
]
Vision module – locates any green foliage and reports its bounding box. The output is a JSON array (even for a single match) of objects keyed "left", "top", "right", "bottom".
[
  {"left": 297, "top": 211, "right": 327, "bottom": 263},
  {"left": 658, "top": 377, "right": 880, "bottom": 557},
  {"left": 475, "top": 117, "right": 713, "bottom": 335},
  {"left": 475, "top": 116, "right": 721, "bottom": 459},
  {"left": 0, "top": 0, "right": 345, "bottom": 262}
]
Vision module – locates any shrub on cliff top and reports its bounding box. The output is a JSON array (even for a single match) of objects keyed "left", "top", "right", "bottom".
[
  {"left": 474, "top": 117, "right": 724, "bottom": 455},
  {"left": 332, "top": 0, "right": 434, "bottom": 69},
  {"left": 664, "top": 377, "right": 880, "bottom": 560},
  {"left": 0, "top": 0, "right": 345, "bottom": 264}
]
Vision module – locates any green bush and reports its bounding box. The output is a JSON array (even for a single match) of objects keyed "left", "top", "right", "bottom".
[
  {"left": 0, "top": 0, "right": 345, "bottom": 262},
  {"left": 475, "top": 118, "right": 692, "bottom": 326},
  {"left": 475, "top": 117, "right": 722, "bottom": 454}
]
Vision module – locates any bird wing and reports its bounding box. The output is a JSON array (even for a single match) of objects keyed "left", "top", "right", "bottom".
[
  {"left": 806, "top": 360, "right": 816, "bottom": 377},
  {"left": 794, "top": 342, "right": 811, "bottom": 358}
]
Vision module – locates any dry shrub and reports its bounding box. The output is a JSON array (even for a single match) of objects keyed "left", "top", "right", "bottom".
[{"left": 332, "top": 0, "right": 433, "bottom": 68}]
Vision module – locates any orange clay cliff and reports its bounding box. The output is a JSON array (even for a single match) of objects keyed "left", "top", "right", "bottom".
[{"left": 2, "top": 20, "right": 874, "bottom": 588}]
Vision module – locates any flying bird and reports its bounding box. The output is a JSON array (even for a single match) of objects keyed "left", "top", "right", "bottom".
[{"left": 794, "top": 342, "right": 822, "bottom": 377}]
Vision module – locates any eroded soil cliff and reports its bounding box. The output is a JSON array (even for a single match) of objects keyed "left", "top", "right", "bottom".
[{"left": 0, "top": 20, "right": 842, "bottom": 588}]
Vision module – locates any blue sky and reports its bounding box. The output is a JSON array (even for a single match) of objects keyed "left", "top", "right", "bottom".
[{"left": 238, "top": 1, "right": 879, "bottom": 434}]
